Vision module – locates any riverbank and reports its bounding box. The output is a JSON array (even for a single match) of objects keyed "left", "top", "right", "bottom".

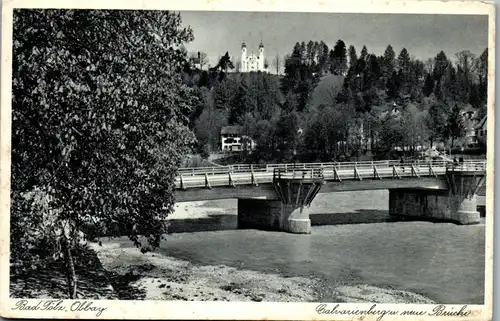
[
  {"left": 10, "top": 239, "right": 437, "bottom": 303},
  {"left": 89, "top": 241, "right": 436, "bottom": 303},
  {"left": 11, "top": 189, "right": 485, "bottom": 302},
  {"left": 90, "top": 242, "right": 318, "bottom": 302}
]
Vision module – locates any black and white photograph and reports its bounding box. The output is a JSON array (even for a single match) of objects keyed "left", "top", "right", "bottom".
[{"left": 0, "top": 0, "right": 495, "bottom": 320}]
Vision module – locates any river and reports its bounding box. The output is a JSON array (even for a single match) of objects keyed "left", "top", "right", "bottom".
[{"left": 164, "top": 190, "right": 485, "bottom": 304}]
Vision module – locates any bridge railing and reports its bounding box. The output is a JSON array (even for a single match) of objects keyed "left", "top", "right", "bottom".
[
  {"left": 446, "top": 160, "right": 486, "bottom": 172},
  {"left": 273, "top": 167, "right": 324, "bottom": 180},
  {"left": 177, "top": 159, "right": 452, "bottom": 175},
  {"left": 175, "top": 159, "right": 486, "bottom": 189}
]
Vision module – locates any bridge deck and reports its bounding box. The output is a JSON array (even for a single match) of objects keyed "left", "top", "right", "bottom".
[{"left": 175, "top": 160, "right": 486, "bottom": 190}]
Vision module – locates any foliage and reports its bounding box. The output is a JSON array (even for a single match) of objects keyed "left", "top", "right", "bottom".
[
  {"left": 445, "top": 104, "right": 467, "bottom": 148},
  {"left": 183, "top": 37, "right": 487, "bottom": 163},
  {"left": 195, "top": 106, "right": 228, "bottom": 152},
  {"left": 302, "top": 104, "right": 353, "bottom": 161},
  {"left": 11, "top": 9, "right": 197, "bottom": 297}
]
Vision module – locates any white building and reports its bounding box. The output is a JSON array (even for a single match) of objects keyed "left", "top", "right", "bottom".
[
  {"left": 240, "top": 41, "right": 268, "bottom": 73},
  {"left": 220, "top": 126, "right": 257, "bottom": 152},
  {"left": 461, "top": 109, "right": 482, "bottom": 148}
]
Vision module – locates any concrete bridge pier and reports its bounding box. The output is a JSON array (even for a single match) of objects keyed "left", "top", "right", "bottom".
[
  {"left": 237, "top": 198, "right": 313, "bottom": 234},
  {"left": 238, "top": 170, "right": 324, "bottom": 234},
  {"left": 389, "top": 172, "right": 485, "bottom": 225}
]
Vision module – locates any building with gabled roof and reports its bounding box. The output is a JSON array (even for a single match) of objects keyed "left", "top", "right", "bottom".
[{"left": 220, "top": 126, "right": 256, "bottom": 152}]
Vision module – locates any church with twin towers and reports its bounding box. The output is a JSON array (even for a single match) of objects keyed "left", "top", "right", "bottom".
[{"left": 240, "top": 41, "right": 269, "bottom": 73}]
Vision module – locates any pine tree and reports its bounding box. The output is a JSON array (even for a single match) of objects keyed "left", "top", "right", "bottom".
[
  {"left": 397, "top": 48, "right": 410, "bottom": 76},
  {"left": 357, "top": 45, "right": 368, "bottom": 74},
  {"left": 386, "top": 71, "right": 400, "bottom": 98},
  {"left": 382, "top": 44, "right": 396, "bottom": 78},
  {"left": 317, "top": 41, "right": 329, "bottom": 73},
  {"left": 348, "top": 45, "right": 358, "bottom": 72},
  {"left": 306, "top": 40, "right": 315, "bottom": 65},
  {"left": 423, "top": 74, "right": 434, "bottom": 97},
  {"left": 331, "top": 39, "right": 348, "bottom": 75},
  {"left": 433, "top": 51, "right": 448, "bottom": 81},
  {"left": 360, "top": 45, "right": 368, "bottom": 61},
  {"left": 440, "top": 63, "right": 458, "bottom": 102},
  {"left": 299, "top": 41, "right": 307, "bottom": 62}
]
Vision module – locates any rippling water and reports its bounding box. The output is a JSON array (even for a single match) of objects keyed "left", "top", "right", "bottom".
[
  {"left": 160, "top": 191, "right": 485, "bottom": 304},
  {"left": 164, "top": 223, "right": 484, "bottom": 304}
]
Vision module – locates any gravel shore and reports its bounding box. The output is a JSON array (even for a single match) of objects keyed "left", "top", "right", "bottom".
[
  {"left": 91, "top": 242, "right": 318, "bottom": 302},
  {"left": 90, "top": 241, "right": 435, "bottom": 304}
]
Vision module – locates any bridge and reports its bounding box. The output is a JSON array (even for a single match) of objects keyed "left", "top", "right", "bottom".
[{"left": 174, "top": 159, "right": 487, "bottom": 234}]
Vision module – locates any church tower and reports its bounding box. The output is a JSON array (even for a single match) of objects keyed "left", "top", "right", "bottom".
[
  {"left": 258, "top": 41, "right": 265, "bottom": 71},
  {"left": 241, "top": 41, "right": 247, "bottom": 72}
]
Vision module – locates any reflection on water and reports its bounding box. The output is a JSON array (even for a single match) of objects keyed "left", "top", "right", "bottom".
[
  {"left": 164, "top": 210, "right": 485, "bottom": 304},
  {"left": 165, "top": 190, "right": 485, "bottom": 304},
  {"left": 168, "top": 210, "right": 397, "bottom": 234},
  {"left": 168, "top": 214, "right": 238, "bottom": 234}
]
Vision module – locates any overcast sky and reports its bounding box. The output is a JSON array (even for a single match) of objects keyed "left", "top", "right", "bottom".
[{"left": 179, "top": 11, "right": 488, "bottom": 69}]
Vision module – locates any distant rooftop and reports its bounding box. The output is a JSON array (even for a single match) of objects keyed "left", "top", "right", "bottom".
[
  {"left": 221, "top": 125, "right": 244, "bottom": 135},
  {"left": 476, "top": 115, "right": 487, "bottom": 129}
]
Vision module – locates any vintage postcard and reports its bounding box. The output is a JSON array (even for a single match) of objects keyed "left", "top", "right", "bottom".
[{"left": 0, "top": 0, "right": 495, "bottom": 320}]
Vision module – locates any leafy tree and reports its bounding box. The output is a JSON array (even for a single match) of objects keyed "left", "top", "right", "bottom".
[
  {"left": 303, "top": 104, "right": 353, "bottom": 161},
  {"left": 456, "top": 50, "right": 477, "bottom": 77},
  {"left": 11, "top": 9, "right": 197, "bottom": 298},
  {"left": 424, "top": 58, "right": 435, "bottom": 75},
  {"left": 195, "top": 104, "right": 228, "bottom": 152},
  {"left": 376, "top": 114, "right": 405, "bottom": 157},
  {"left": 275, "top": 110, "right": 300, "bottom": 161},
  {"left": 188, "top": 51, "right": 209, "bottom": 70},
  {"left": 475, "top": 48, "right": 488, "bottom": 108},
  {"left": 400, "top": 103, "right": 427, "bottom": 155},
  {"left": 445, "top": 104, "right": 466, "bottom": 150}
]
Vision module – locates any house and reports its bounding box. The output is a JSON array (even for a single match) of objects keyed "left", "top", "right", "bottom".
[
  {"left": 476, "top": 115, "right": 487, "bottom": 146},
  {"left": 220, "top": 126, "right": 256, "bottom": 152},
  {"left": 461, "top": 109, "right": 482, "bottom": 148}
]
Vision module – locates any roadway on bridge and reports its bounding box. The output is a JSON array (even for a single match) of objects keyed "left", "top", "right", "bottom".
[{"left": 176, "top": 159, "right": 485, "bottom": 190}]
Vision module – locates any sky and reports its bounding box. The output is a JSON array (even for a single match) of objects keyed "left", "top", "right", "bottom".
[{"left": 179, "top": 11, "right": 488, "bottom": 70}]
